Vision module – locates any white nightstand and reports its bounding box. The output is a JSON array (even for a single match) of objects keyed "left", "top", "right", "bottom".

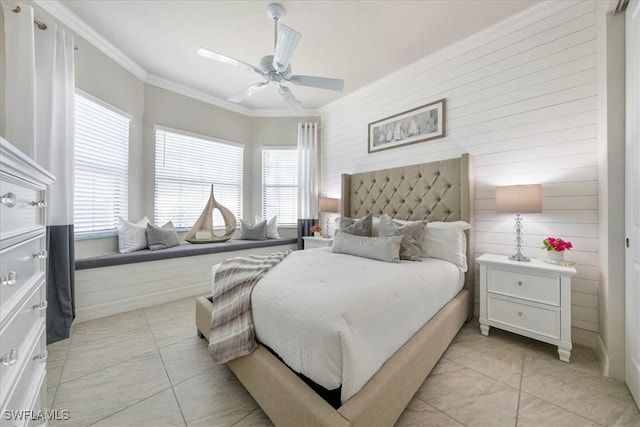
[
  {"left": 303, "top": 236, "right": 333, "bottom": 249},
  {"left": 477, "top": 253, "right": 577, "bottom": 362}
]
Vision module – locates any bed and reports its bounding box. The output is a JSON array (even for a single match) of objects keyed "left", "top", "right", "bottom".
[{"left": 195, "top": 153, "right": 474, "bottom": 426}]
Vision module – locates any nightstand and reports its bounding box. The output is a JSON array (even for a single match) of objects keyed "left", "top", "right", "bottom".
[
  {"left": 477, "top": 253, "right": 577, "bottom": 362},
  {"left": 303, "top": 236, "right": 333, "bottom": 249}
]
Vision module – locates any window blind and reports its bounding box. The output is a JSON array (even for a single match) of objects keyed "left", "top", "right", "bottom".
[
  {"left": 262, "top": 148, "right": 298, "bottom": 226},
  {"left": 74, "top": 93, "right": 130, "bottom": 237},
  {"left": 155, "top": 128, "right": 244, "bottom": 229}
]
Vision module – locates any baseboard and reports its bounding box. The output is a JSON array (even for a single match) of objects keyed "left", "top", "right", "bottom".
[
  {"left": 571, "top": 327, "right": 597, "bottom": 349},
  {"left": 596, "top": 333, "right": 610, "bottom": 377},
  {"left": 75, "top": 281, "right": 210, "bottom": 323}
]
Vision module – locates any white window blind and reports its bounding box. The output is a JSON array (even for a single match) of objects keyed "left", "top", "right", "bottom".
[
  {"left": 155, "top": 128, "right": 244, "bottom": 228},
  {"left": 262, "top": 148, "right": 298, "bottom": 226},
  {"left": 74, "top": 93, "right": 130, "bottom": 237}
]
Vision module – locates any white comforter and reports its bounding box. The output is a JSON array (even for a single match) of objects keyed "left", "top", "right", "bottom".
[{"left": 211, "top": 247, "right": 464, "bottom": 402}]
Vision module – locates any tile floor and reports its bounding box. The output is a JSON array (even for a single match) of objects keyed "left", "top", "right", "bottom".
[{"left": 47, "top": 296, "right": 640, "bottom": 427}]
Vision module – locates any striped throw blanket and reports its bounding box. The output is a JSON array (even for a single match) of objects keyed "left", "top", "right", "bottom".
[{"left": 208, "top": 251, "right": 290, "bottom": 363}]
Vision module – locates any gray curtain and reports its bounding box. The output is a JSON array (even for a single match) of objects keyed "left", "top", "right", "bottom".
[
  {"left": 47, "top": 226, "right": 75, "bottom": 342},
  {"left": 297, "top": 219, "right": 319, "bottom": 250}
]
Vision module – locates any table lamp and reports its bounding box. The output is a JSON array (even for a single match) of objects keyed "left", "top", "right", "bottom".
[
  {"left": 318, "top": 197, "right": 339, "bottom": 238},
  {"left": 496, "top": 184, "right": 542, "bottom": 262}
]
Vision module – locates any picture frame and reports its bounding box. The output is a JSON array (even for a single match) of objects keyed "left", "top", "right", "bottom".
[{"left": 368, "top": 98, "right": 446, "bottom": 153}]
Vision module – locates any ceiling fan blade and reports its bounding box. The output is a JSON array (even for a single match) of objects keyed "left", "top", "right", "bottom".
[
  {"left": 288, "top": 75, "right": 345, "bottom": 92},
  {"left": 227, "top": 82, "right": 269, "bottom": 103},
  {"left": 273, "top": 25, "right": 301, "bottom": 73},
  {"left": 279, "top": 86, "right": 303, "bottom": 114},
  {"left": 197, "top": 47, "right": 261, "bottom": 74}
]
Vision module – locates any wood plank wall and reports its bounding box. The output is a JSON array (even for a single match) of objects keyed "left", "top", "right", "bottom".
[{"left": 319, "top": 1, "right": 599, "bottom": 343}]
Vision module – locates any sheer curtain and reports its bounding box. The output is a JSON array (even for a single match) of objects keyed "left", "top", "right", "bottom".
[
  {"left": 297, "top": 122, "right": 319, "bottom": 249},
  {"left": 34, "top": 19, "right": 76, "bottom": 343}
]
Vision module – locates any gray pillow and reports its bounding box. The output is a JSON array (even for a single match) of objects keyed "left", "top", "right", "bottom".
[
  {"left": 378, "top": 216, "right": 426, "bottom": 261},
  {"left": 238, "top": 220, "right": 267, "bottom": 240},
  {"left": 146, "top": 221, "right": 180, "bottom": 251},
  {"left": 331, "top": 231, "right": 402, "bottom": 263},
  {"left": 338, "top": 213, "right": 373, "bottom": 237}
]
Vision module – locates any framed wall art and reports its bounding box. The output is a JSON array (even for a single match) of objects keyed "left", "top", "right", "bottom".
[{"left": 368, "top": 98, "right": 446, "bottom": 153}]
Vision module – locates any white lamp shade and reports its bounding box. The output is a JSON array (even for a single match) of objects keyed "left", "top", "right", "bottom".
[
  {"left": 319, "top": 197, "right": 339, "bottom": 213},
  {"left": 495, "top": 185, "right": 542, "bottom": 213}
]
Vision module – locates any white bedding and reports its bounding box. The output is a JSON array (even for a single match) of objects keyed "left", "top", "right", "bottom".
[{"left": 211, "top": 247, "right": 464, "bottom": 402}]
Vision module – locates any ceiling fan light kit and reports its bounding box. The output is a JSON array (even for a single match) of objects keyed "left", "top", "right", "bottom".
[{"left": 197, "top": 2, "right": 344, "bottom": 114}]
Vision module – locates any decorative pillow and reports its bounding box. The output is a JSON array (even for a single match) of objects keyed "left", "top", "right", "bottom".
[
  {"left": 255, "top": 215, "right": 280, "bottom": 239},
  {"left": 331, "top": 231, "right": 402, "bottom": 263},
  {"left": 146, "top": 221, "right": 180, "bottom": 251},
  {"left": 238, "top": 220, "right": 267, "bottom": 240},
  {"left": 371, "top": 216, "right": 381, "bottom": 237},
  {"left": 338, "top": 213, "right": 373, "bottom": 237},
  {"left": 378, "top": 216, "right": 426, "bottom": 261},
  {"left": 117, "top": 216, "right": 150, "bottom": 253},
  {"left": 421, "top": 221, "right": 471, "bottom": 271}
]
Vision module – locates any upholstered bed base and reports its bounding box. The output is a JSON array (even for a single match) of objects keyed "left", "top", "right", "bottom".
[{"left": 195, "top": 289, "right": 470, "bottom": 426}]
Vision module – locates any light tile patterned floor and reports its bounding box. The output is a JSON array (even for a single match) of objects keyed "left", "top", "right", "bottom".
[{"left": 47, "top": 297, "right": 640, "bottom": 427}]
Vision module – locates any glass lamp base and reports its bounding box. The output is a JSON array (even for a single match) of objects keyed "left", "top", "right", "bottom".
[{"left": 509, "top": 253, "right": 531, "bottom": 262}]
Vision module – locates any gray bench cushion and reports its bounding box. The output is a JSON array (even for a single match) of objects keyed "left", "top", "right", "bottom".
[{"left": 75, "top": 238, "right": 298, "bottom": 270}]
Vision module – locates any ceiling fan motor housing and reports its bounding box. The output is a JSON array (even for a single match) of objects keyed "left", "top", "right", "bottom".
[{"left": 260, "top": 55, "right": 291, "bottom": 80}]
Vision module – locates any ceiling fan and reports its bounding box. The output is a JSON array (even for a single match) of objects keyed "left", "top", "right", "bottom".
[{"left": 197, "top": 3, "right": 345, "bottom": 114}]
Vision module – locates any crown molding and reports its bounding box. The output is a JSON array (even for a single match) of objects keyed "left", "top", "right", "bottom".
[
  {"left": 145, "top": 74, "right": 251, "bottom": 116},
  {"left": 33, "top": 0, "right": 148, "bottom": 81},
  {"left": 146, "top": 75, "right": 318, "bottom": 118}
]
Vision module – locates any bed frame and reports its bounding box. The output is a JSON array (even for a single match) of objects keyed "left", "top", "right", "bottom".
[{"left": 195, "top": 153, "right": 474, "bottom": 426}]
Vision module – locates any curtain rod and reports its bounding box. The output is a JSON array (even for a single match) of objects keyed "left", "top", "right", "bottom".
[{"left": 11, "top": 5, "right": 47, "bottom": 30}]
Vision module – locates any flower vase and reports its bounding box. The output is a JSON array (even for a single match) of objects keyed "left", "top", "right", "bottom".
[
  {"left": 547, "top": 250, "right": 564, "bottom": 262},
  {"left": 313, "top": 232, "right": 321, "bottom": 237}
]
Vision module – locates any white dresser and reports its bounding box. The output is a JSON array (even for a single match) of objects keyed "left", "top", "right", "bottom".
[
  {"left": 0, "top": 138, "right": 54, "bottom": 426},
  {"left": 477, "top": 253, "right": 577, "bottom": 362}
]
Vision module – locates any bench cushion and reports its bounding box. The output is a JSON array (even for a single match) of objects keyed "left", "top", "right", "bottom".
[{"left": 75, "top": 238, "right": 298, "bottom": 270}]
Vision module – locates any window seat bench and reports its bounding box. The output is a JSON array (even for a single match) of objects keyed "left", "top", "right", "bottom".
[
  {"left": 75, "top": 238, "right": 298, "bottom": 270},
  {"left": 74, "top": 238, "right": 298, "bottom": 322}
]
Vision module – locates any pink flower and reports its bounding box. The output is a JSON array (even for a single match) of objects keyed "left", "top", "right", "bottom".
[{"left": 543, "top": 236, "right": 573, "bottom": 252}]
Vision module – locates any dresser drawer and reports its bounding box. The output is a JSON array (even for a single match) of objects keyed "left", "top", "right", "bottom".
[
  {"left": 0, "top": 178, "right": 45, "bottom": 241},
  {"left": 0, "top": 285, "right": 47, "bottom": 396},
  {"left": 1, "top": 325, "right": 46, "bottom": 424},
  {"left": 0, "top": 236, "right": 46, "bottom": 326},
  {"left": 487, "top": 295, "right": 560, "bottom": 340},
  {"left": 487, "top": 268, "right": 560, "bottom": 306}
]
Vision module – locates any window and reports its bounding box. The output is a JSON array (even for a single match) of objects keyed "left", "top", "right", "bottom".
[
  {"left": 74, "top": 92, "right": 130, "bottom": 237},
  {"left": 262, "top": 148, "right": 298, "bottom": 226},
  {"left": 155, "top": 128, "right": 244, "bottom": 228}
]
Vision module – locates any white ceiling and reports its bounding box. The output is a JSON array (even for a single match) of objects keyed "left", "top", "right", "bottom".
[{"left": 52, "top": 0, "right": 541, "bottom": 114}]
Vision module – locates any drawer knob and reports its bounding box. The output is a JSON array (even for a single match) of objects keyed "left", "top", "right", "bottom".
[
  {"left": 517, "top": 280, "right": 524, "bottom": 286},
  {"left": 33, "top": 300, "right": 48, "bottom": 311},
  {"left": 33, "top": 249, "right": 48, "bottom": 259},
  {"left": 1, "top": 192, "right": 16, "bottom": 208},
  {"left": 1, "top": 348, "right": 18, "bottom": 366},
  {"left": 518, "top": 311, "right": 525, "bottom": 317},
  {"left": 30, "top": 199, "right": 47, "bottom": 208},
  {"left": 1, "top": 271, "right": 17, "bottom": 287},
  {"left": 33, "top": 350, "right": 48, "bottom": 362}
]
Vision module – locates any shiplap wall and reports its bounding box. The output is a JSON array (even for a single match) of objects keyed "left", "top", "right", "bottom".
[{"left": 319, "top": 0, "right": 599, "bottom": 343}]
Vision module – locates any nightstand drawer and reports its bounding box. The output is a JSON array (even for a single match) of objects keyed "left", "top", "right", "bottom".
[
  {"left": 488, "top": 268, "right": 559, "bottom": 306},
  {"left": 488, "top": 296, "right": 560, "bottom": 340}
]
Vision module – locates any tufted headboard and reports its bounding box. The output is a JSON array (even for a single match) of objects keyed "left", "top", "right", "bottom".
[{"left": 340, "top": 154, "right": 473, "bottom": 317}]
